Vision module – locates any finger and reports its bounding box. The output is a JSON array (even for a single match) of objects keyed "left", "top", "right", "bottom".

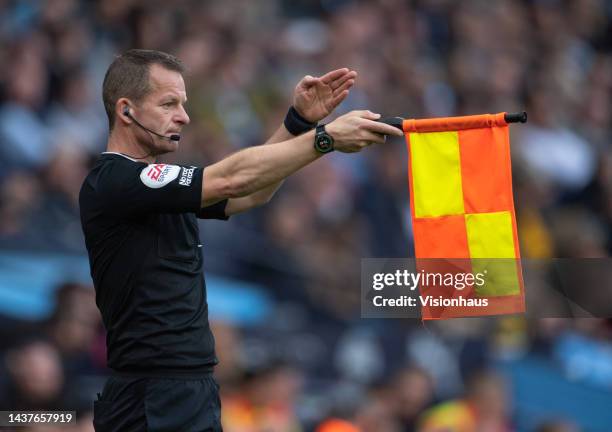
[
  {"left": 319, "top": 68, "right": 349, "bottom": 84},
  {"left": 330, "top": 70, "right": 357, "bottom": 90},
  {"left": 329, "top": 89, "right": 350, "bottom": 109},
  {"left": 361, "top": 118, "right": 404, "bottom": 136},
  {"left": 332, "top": 79, "right": 355, "bottom": 97},
  {"left": 361, "top": 131, "right": 387, "bottom": 145}
]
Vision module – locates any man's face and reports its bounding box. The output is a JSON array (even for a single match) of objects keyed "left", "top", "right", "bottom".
[{"left": 133, "top": 64, "right": 190, "bottom": 154}]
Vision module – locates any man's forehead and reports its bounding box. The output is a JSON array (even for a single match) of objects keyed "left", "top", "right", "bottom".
[{"left": 148, "top": 64, "right": 186, "bottom": 98}]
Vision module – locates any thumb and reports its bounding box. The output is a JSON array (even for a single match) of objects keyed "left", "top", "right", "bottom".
[
  {"left": 361, "top": 110, "right": 381, "bottom": 120},
  {"left": 301, "top": 75, "right": 318, "bottom": 86}
]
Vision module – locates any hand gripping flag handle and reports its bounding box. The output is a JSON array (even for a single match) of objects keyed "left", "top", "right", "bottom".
[{"left": 377, "top": 111, "right": 527, "bottom": 132}]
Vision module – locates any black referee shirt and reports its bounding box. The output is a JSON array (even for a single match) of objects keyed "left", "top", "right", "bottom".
[{"left": 79, "top": 152, "right": 228, "bottom": 375}]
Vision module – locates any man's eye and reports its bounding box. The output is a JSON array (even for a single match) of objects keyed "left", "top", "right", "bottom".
[{"left": 162, "top": 102, "right": 173, "bottom": 108}]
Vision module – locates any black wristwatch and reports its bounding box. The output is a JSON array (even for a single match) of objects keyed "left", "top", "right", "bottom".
[{"left": 314, "top": 124, "right": 335, "bottom": 154}]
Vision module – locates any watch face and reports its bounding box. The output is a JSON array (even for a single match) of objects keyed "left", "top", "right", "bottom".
[{"left": 316, "top": 134, "right": 334, "bottom": 153}]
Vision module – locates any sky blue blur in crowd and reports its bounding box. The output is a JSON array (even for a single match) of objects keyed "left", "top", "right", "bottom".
[{"left": 0, "top": 1, "right": 611, "bottom": 431}]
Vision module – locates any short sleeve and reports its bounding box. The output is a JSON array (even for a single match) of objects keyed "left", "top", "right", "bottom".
[
  {"left": 196, "top": 199, "right": 229, "bottom": 220},
  {"left": 98, "top": 161, "right": 203, "bottom": 217}
]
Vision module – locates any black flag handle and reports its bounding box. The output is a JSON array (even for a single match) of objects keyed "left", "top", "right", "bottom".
[
  {"left": 377, "top": 116, "right": 404, "bottom": 130},
  {"left": 504, "top": 111, "right": 528, "bottom": 123}
]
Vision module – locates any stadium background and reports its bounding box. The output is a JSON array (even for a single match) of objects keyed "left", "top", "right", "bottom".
[{"left": 0, "top": 0, "right": 611, "bottom": 431}]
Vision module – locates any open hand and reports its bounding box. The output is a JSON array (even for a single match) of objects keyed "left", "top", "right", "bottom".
[{"left": 293, "top": 68, "right": 357, "bottom": 123}]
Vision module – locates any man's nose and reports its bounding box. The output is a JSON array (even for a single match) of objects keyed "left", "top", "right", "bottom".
[{"left": 176, "top": 105, "right": 190, "bottom": 125}]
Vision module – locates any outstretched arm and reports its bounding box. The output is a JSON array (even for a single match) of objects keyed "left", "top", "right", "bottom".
[
  {"left": 222, "top": 124, "right": 294, "bottom": 215},
  {"left": 222, "top": 68, "right": 357, "bottom": 216},
  {"left": 202, "top": 110, "right": 403, "bottom": 208}
]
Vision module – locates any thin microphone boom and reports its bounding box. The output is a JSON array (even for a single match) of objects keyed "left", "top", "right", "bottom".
[{"left": 124, "top": 109, "right": 180, "bottom": 141}]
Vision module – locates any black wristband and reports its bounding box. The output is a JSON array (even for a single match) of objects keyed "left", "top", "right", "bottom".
[{"left": 284, "top": 106, "right": 317, "bottom": 136}]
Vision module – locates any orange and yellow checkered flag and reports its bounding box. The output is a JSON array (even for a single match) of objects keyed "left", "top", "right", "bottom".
[{"left": 402, "top": 112, "right": 526, "bottom": 319}]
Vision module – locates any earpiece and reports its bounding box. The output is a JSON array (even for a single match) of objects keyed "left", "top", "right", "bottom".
[{"left": 123, "top": 106, "right": 130, "bottom": 117}]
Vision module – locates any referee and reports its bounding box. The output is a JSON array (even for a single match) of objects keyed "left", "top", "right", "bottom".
[{"left": 79, "top": 49, "right": 402, "bottom": 431}]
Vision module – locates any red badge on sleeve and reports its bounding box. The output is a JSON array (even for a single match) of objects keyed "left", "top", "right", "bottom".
[{"left": 140, "top": 164, "right": 181, "bottom": 188}]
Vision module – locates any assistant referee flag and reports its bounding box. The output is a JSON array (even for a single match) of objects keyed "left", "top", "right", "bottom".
[{"left": 404, "top": 113, "right": 525, "bottom": 319}]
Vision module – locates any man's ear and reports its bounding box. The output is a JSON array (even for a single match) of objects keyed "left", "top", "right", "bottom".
[{"left": 116, "top": 98, "right": 132, "bottom": 125}]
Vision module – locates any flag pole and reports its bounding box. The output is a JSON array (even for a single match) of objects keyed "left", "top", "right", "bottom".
[{"left": 378, "top": 111, "right": 527, "bottom": 132}]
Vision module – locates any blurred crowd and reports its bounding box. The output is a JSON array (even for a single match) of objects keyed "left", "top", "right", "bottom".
[{"left": 0, "top": 0, "right": 611, "bottom": 431}]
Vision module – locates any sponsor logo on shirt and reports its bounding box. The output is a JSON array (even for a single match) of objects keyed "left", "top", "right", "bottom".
[
  {"left": 140, "top": 164, "right": 181, "bottom": 188},
  {"left": 179, "top": 167, "right": 195, "bottom": 186}
]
